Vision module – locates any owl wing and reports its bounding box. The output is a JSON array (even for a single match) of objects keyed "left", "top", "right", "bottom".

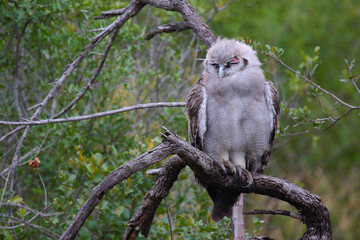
[
  {"left": 251, "top": 80, "right": 280, "bottom": 174},
  {"left": 260, "top": 80, "right": 280, "bottom": 169},
  {"left": 265, "top": 80, "right": 280, "bottom": 143},
  {"left": 185, "top": 75, "right": 207, "bottom": 151}
]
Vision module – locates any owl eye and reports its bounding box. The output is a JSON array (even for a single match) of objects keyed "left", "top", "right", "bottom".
[
  {"left": 211, "top": 63, "right": 219, "bottom": 68},
  {"left": 230, "top": 56, "right": 240, "bottom": 64}
]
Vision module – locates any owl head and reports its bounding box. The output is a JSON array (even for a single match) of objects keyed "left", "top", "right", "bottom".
[{"left": 204, "top": 38, "right": 261, "bottom": 78}]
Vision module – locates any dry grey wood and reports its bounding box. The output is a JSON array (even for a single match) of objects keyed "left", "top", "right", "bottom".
[
  {"left": 0, "top": 214, "right": 59, "bottom": 239},
  {"left": 94, "top": 9, "right": 127, "bottom": 20},
  {"left": 59, "top": 142, "right": 177, "bottom": 240},
  {"left": 145, "top": 22, "right": 191, "bottom": 40},
  {"left": 60, "top": 128, "right": 332, "bottom": 240},
  {"left": 244, "top": 209, "right": 303, "bottom": 221},
  {"left": 162, "top": 129, "right": 332, "bottom": 240},
  {"left": 0, "top": 102, "right": 186, "bottom": 126},
  {"left": 139, "top": 0, "right": 216, "bottom": 48}
]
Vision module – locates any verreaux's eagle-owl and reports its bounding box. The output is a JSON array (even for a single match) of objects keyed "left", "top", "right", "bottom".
[{"left": 185, "top": 38, "right": 280, "bottom": 222}]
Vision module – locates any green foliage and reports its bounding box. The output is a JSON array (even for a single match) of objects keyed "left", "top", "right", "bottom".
[{"left": 1, "top": 0, "right": 359, "bottom": 239}]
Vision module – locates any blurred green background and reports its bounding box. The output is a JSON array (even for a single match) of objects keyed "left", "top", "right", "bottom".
[{"left": 0, "top": 0, "right": 359, "bottom": 239}]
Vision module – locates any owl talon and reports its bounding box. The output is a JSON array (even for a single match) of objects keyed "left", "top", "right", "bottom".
[
  {"left": 234, "top": 166, "right": 242, "bottom": 177},
  {"left": 234, "top": 166, "right": 253, "bottom": 186},
  {"left": 243, "top": 169, "right": 253, "bottom": 186},
  {"left": 219, "top": 160, "right": 235, "bottom": 175}
]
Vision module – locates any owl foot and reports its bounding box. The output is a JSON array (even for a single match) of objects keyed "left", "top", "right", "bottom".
[
  {"left": 219, "top": 159, "right": 236, "bottom": 176},
  {"left": 234, "top": 166, "right": 253, "bottom": 186}
]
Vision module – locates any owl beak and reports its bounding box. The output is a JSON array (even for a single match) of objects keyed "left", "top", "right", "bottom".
[{"left": 219, "top": 64, "right": 225, "bottom": 78}]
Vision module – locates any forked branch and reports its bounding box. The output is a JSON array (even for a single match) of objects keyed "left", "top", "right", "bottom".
[{"left": 61, "top": 128, "right": 331, "bottom": 240}]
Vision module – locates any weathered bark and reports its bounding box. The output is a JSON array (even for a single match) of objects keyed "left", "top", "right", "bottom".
[
  {"left": 162, "top": 130, "right": 332, "bottom": 240},
  {"left": 60, "top": 129, "right": 331, "bottom": 240}
]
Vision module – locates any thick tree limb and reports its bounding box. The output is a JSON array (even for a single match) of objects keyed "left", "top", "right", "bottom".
[
  {"left": 61, "top": 128, "right": 331, "bottom": 239},
  {"left": 161, "top": 129, "right": 332, "bottom": 240},
  {"left": 139, "top": 0, "right": 216, "bottom": 48}
]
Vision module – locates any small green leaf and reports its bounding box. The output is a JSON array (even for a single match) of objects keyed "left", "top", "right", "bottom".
[
  {"left": 67, "top": 174, "right": 77, "bottom": 183},
  {"left": 101, "top": 200, "right": 109, "bottom": 210},
  {"left": 78, "top": 227, "right": 91, "bottom": 240},
  {"left": 10, "top": 195, "right": 23, "bottom": 204},
  {"left": 18, "top": 208, "right": 26, "bottom": 219}
]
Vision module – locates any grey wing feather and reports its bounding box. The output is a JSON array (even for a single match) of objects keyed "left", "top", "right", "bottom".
[
  {"left": 256, "top": 80, "right": 280, "bottom": 174},
  {"left": 264, "top": 80, "right": 280, "bottom": 144},
  {"left": 185, "top": 75, "right": 207, "bottom": 150}
]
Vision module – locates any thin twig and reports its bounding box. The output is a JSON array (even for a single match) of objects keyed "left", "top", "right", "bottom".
[
  {"left": 0, "top": 126, "right": 25, "bottom": 143},
  {"left": 351, "top": 75, "right": 360, "bottom": 95},
  {"left": 0, "top": 214, "right": 60, "bottom": 239},
  {"left": 51, "top": 26, "right": 121, "bottom": 119},
  {"left": 0, "top": 102, "right": 186, "bottom": 126},
  {"left": 244, "top": 209, "right": 304, "bottom": 221},
  {"left": 163, "top": 197, "right": 174, "bottom": 240},
  {"left": 261, "top": 51, "right": 358, "bottom": 109},
  {"left": 37, "top": 171, "right": 48, "bottom": 208},
  {"left": 282, "top": 108, "right": 354, "bottom": 136},
  {"left": 206, "top": 0, "right": 236, "bottom": 23},
  {"left": 94, "top": 8, "right": 126, "bottom": 20},
  {"left": 88, "top": 28, "right": 106, "bottom": 32},
  {"left": 0, "top": 203, "right": 63, "bottom": 217},
  {"left": 145, "top": 22, "right": 190, "bottom": 40}
]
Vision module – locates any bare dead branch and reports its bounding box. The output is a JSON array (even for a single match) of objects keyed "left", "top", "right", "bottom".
[
  {"left": 139, "top": 0, "right": 216, "bottom": 48},
  {"left": 161, "top": 129, "right": 332, "bottom": 240},
  {"left": 61, "top": 127, "right": 332, "bottom": 239},
  {"left": 59, "top": 142, "right": 177, "bottom": 240},
  {"left": 0, "top": 214, "right": 59, "bottom": 239},
  {"left": 0, "top": 126, "right": 25, "bottom": 143},
  {"left": 0, "top": 102, "right": 186, "bottom": 126},
  {"left": 87, "top": 28, "right": 106, "bottom": 33},
  {"left": 145, "top": 22, "right": 190, "bottom": 40},
  {"left": 0, "top": 203, "right": 63, "bottom": 218},
  {"left": 94, "top": 8, "right": 127, "bottom": 20},
  {"left": 51, "top": 26, "right": 120, "bottom": 119},
  {"left": 244, "top": 209, "right": 303, "bottom": 221}
]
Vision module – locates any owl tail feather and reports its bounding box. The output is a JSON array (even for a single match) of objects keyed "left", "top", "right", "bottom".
[{"left": 211, "top": 190, "right": 239, "bottom": 222}]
